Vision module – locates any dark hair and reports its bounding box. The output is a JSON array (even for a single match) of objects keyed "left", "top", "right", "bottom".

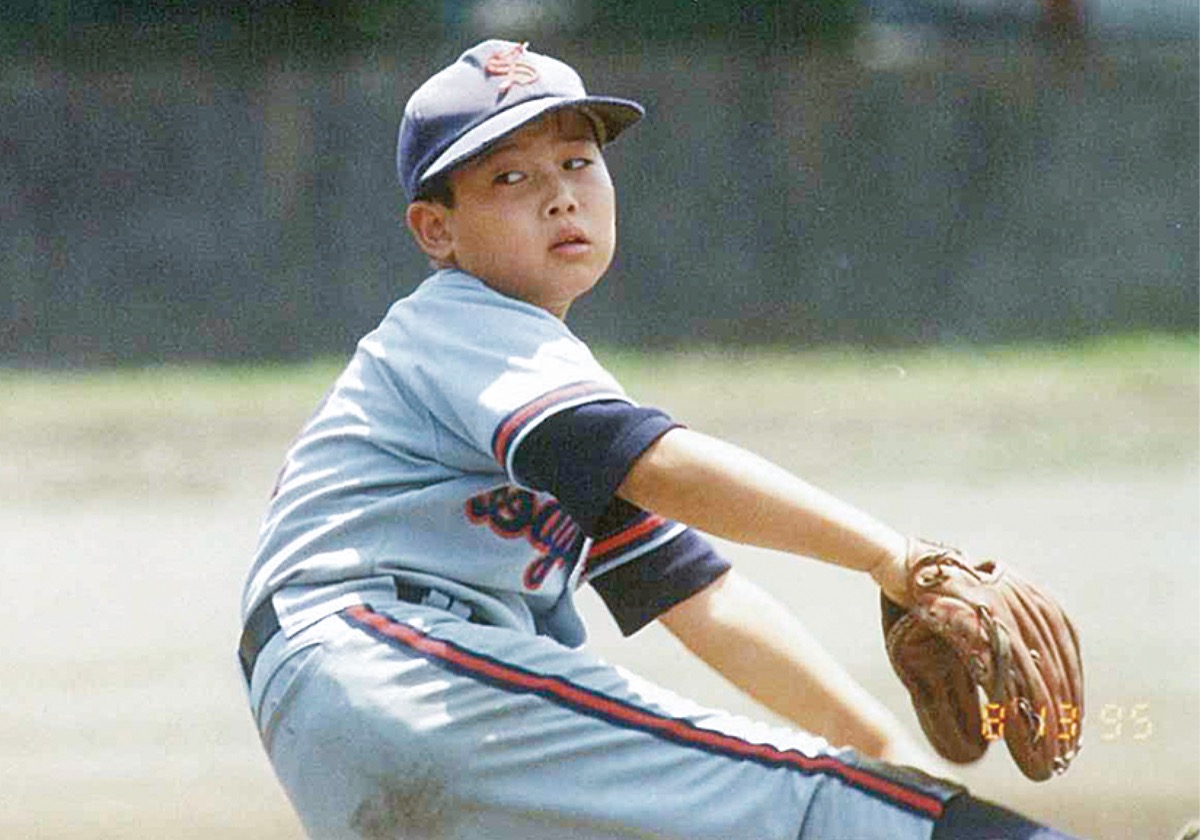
[{"left": 413, "top": 171, "right": 455, "bottom": 208}]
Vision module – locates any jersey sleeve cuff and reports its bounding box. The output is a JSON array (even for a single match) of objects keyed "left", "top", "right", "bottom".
[{"left": 588, "top": 528, "right": 732, "bottom": 636}]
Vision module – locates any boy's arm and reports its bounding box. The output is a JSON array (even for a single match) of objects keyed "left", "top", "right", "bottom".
[
  {"left": 621, "top": 425, "right": 1080, "bottom": 782},
  {"left": 659, "top": 568, "right": 947, "bottom": 773},
  {"left": 617, "top": 427, "right": 912, "bottom": 605},
  {"left": 617, "top": 425, "right": 927, "bottom": 758}
]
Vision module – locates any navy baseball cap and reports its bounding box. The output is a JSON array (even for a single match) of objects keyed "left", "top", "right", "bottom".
[{"left": 397, "top": 40, "right": 645, "bottom": 200}]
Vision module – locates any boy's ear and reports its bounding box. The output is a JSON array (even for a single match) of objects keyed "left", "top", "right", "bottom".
[{"left": 405, "top": 201, "right": 455, "bottom": 263}]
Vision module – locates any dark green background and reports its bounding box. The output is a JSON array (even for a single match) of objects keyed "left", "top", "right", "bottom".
[{"left": 2, "top": 1, "right": 1196, "bottom": 363}]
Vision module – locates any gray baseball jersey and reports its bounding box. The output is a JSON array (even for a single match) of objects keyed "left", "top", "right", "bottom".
[
  {"left": 243, "top": 268, "right": 720, "bottom": 646},
  {"left": 240, "top": 268, "right": 958, "bottom": 839}
]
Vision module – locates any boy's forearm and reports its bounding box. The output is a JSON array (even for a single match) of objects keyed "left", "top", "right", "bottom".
[
  {"left": 660, "top": 570, "right": 905, "bottom": 760},
  {"left": 618, "top": 427, "right": 909, "bottom": 601}
]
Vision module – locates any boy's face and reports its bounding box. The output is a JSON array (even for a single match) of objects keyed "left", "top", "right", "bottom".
[{"left": 410, "top": 109, "right": 617, "bottom": 318}]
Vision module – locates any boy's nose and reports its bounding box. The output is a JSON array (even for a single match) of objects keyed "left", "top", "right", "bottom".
[{"left": 545, "top": 178, "right": 578, "bottom": 216}]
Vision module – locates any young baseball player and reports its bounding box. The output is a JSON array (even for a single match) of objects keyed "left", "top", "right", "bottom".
[{"left": 239, "top": 40, "right": 1084, "bottom": 839}]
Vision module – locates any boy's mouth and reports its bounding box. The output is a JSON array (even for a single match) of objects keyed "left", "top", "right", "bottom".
[{"left": 550, "top": 226, "right": 591, "bottom": 254}]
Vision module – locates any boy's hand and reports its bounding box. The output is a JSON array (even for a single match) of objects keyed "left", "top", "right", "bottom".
[{"left": 868, "top": 541, "right": 913, "bottom": 608}]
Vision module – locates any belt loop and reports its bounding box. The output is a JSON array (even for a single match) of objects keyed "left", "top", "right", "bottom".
[
  {"left": 421, "top": 588, "right": 473, "bottom": 621},
  {"left": 393, "top": 580, "right": 477, "bottom": 623}
]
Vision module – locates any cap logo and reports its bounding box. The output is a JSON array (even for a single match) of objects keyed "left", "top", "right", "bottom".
[{"left": 484, "top": 42, "right": 539, "bottom": 94}]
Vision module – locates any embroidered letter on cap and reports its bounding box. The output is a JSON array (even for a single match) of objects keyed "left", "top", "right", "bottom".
[{"left": 485, "top": 42, "right": 539, "bottom": 93}]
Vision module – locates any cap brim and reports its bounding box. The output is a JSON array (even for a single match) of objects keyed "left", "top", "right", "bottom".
[{"left": 418, "top": 95, "right": 644, "bottom": 191}]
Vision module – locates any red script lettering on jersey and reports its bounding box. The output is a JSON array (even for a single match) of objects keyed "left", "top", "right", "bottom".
[{"left": 465, "top": 486, "right": 582, "bottom": 589}]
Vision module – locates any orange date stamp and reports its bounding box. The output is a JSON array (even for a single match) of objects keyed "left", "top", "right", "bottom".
[
  {"left": 980, "top": 701, "right": 1081, "bottom": 742},
  {"left": 978, "top": 701, "right": 1153, "bottom": 743}
]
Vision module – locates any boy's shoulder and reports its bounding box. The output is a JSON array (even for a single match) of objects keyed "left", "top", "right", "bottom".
[{"left": 397, "top": 269, "right": 572, "bottom": 324}]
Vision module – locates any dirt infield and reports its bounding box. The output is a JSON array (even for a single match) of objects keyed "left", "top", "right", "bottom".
[{"left": 2, "top": 338, "right": 1196, "bottom": 839}]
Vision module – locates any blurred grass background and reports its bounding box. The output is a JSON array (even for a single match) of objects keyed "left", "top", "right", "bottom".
[{"left": 3, "top": 333, "right": 1192, "bottom": 498}]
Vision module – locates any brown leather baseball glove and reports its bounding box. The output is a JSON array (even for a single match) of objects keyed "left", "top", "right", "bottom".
[{"left": 881, "top": 538, "right": 1084, "bottom": 781}]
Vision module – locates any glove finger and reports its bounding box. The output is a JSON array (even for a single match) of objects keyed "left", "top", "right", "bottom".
[
  {"left": 910, "top": 638, "right": 989, "bottom": 763},
  {"left": 922, "top": 596, "right": 1014, "bottom": 761},
  {"left": 885, "top": 609, "right": 989, "bottom": 763},
  {"left": 1008, "top": 572, "right": 1081, "bottom": 686},
  {"left": 973, "top": 598, "right": 1055, "bottom": 780},
  {"left": 930, "top": 593, "right": 1007, "bottom": 699},
  {"left": 1001, "top": 626, "right": 1059, "bottom": 780},
  {"left": 1007, "top": 577, "right": 1084, "bottom": 728},
  {"left": 1030, "top": 601, "right": 1085, "bottom": 769},
  {"left": 999, "top": 579, "right": 1083, "bottom": 779}
]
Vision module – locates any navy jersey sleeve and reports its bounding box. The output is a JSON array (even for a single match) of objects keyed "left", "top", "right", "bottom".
[
  {"left": 511, "top": 399, "right": 677, "bottom": 535},
  {"left": 512, "top": 401, "right": 732, "bottom": 635}
]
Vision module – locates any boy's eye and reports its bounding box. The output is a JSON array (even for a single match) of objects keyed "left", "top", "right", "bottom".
[
  {"left": 563, "top": 157, "right": 591, "bottom": 171},
  {"left": 494, "top": 171, "right": 525, "bottom": 185}
]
